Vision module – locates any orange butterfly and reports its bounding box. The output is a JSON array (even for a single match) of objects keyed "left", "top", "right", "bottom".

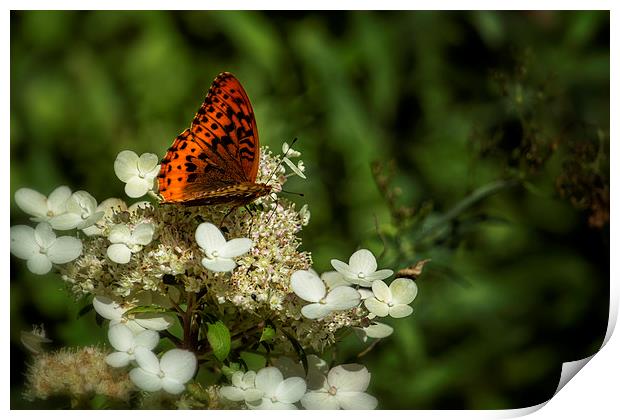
[{"left": 158, "top": 72, "right": 272, "bottom": 207}]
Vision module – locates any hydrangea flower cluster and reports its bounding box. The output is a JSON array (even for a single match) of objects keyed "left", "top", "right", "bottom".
[{"left": 11, "top": 144, "right": 422, "bottom": 409}]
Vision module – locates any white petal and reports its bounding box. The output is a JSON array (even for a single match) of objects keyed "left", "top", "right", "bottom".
[
  {"left": 283, "top": 157, "right": 306, "bottom": 178},
  {"left": 201, "top": 257, "right": 236, "bottom": 272},
  {"left": 301, "top": 303, "right": 333, "bottom": 320},
  {"left": 27, "top": 254, "right": 52, "bottom": 275},
  {"left": 325, "top": 286, "right": 361, "bottom": 310},
  {"left": 390, "top": 278, "right": 418, "bottom": 305},
  {"left": 219, "top": 238, "right": 252, "bottom": 258},
  {"left": 129, "top": 367, "right": 162, "bottom": 392},
  {"left": 330, "top": 259, "right": 356, "bottom": 279},
  {"left": 220, "top": 386, "right": 246, "bottom": 401},
  {"left": 321, "top": 271, "right": 352, "bottom": 289},
  {"left": 15, "top": 188, "right": 47, "bottom": 218},
  {"left": 143, "top": 165, "right": 161, "bottom": 182},
  {"left": 10, "top": 225, "right": 37, "bottom": 260},
  {"left": 241, "top": 371, "right": 258, "bottom": 389},
  {"left": 34, "top": 222, "right": 56, "bottom": 248},
  {"left": 134, "top": 347, "right": 161, "bottom": 375},
  {"left": 68, "top": 191, "right": 97, "bottom": 215},
  {"left": 358, "top": 288, "right": 374, "bottom": 300},
  {"left": 48, "top": 212, "right": 82, "bottom": 230},
  {"left": 76, "top": 211, "right": 104, "bottom": 230},
  {"left": 132, "top": 223, "right": 155, "bottom": 246},
  {"left": 290, "top": 270, "right": 325, "bottom": 303},
  {"left": 389, "top": 304, "right": 413, "bottom": 318},
  {"left": 105, "top": 352, "right": 132, "bottom": 368},
  {"left": 134, "top": 313, "right": 174, "bottom": 331},
  {"left": 137, "top": 153, "right": 160, "bottom": 174},
  {"left": 107, "top": 243, "right": 132, "bottom": 264},
  {"left": 244, "top": 388, "right": 264, "bottom": 402},
  {"left": 160, "top": 349, "right": 197, "bottom": 383},
  {"left": 231, "top": 371, "right": 245, "bottom": 388},
  {"left": 371, "top": 280, "right": 391, "bottom": 303},
  {"left": 47, "top": 186, "right": 72, "bottom": 214},
  {"left": 47, "top": 236, "right": 82, "bottom": 264},
  {"left": 124, "top": 176, "right": 151, "bottom": 198},
  {"left": 108, "top": 224, "right": 131, "bottom": 244},
  {"left": 337, "top": 391, "right": 378, "bottom": 410},
  {"left": 246, "top": 398, "right": 275, "bottom": 410},
  {"left": 114, "top": 150, "right": 139, "bottom": 182},
  {"left": 328, "top": 364, "right": 371, "bottom": 392},
  {"left": 108, "top": 324, "right": 134, "bottom": 352},
  {"left": 92, "top": 296, "right": 124, "bottom": 321},
  {"left": 348, "top": 249, "right": 377, "bottom": 275},
  {"left": 275, "top": 377, "right": 306, "bottom": 403},
  {"left": 365, "top": 269, "right": 394, "bottom": 282},
  {"left": 301, "top": 392, "right": 341, "bottom": 410},
  {"left": 364, "top": 298, "right": 389, "bottom": 318},
  {"left": 162, "top": 377, "right": 186, "bottom": 395},
  {"left": 134, "top": 329, "right": 160, "bottom": 350},
  {"left": 195, "top": 223, "right": 226, "bottom": 252},
  {"left": 255, "top": 367, "right": 283, "bottom": 397},
  {"left": 364, "top": 322, "right": 394, "bottom": 338}
]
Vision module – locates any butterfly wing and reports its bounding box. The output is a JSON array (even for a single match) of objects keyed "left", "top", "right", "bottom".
[{"left": 158, "top": 72, "right": 261, "bottom": 204}]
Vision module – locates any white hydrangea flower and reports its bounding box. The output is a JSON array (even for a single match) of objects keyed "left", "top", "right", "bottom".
[
  {"left": 114, "top": 150, "right": 161, "bottom": 198},
  {"left": 245, "top": 367, "right": 307, "bottom": 410},
  {"left": 364, "top": 278, "right": 418, "bottom": 318},
  {"left": 49, "top": 190, "right": 104, "bottom": 230},
  {"left": 300, "top": 364, "right": 378, "bottom": 410},
  {"left": 14, "top": 186, "right": 72, "bottom": 229},
  {"left": 355, "top": 322, "right": 394, "bottom": 342},
  {"left": 219, "top": 371, "right": 264, "bottom": 403},
  {"left": 129, "top": 348, "right": 197, "bottom": 394},
  {"left": 195, "top": 222, "right": 252, "bottom": 272},
  {"left": 282, "top": 142, "right": 306, "bottom": 179},
  {"left": 105, "top": 324, "right": 159, "bottom": 368},
  {"left": 82, "top": 198, "right": 128, "bottom": 236},
  {"left": 106, "top": 222, "right": 155, "bottom": 264},
  {"left": 331, "top": 249, "right": 393, "bottom": 287},
  {"left": 92, "top": 295, "right": 173, "bottom": 332},
  {"left": 10, "top": 223, "right": 82, "bottom": 275},
  {"left": 291, "top": 270, "right": 360, "bottom": 319}
]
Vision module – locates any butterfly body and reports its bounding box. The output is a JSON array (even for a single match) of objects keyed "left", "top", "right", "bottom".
[{"left": 158, "top": 72, "right": 271, "bottom": 207}]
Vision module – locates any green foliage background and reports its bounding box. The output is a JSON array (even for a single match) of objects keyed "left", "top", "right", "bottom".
[{"left": 10, "top": 11, "right": 609, "bottom": 409}]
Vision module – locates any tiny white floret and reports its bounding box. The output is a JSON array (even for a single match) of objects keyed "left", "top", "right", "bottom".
[
  {"left": 10, "top": 223, "right": 82, "bottom": 275},
  {"left": 195, "top": 222, "right": 253, "bottom": 273},
  {"left": 114, "top": 150, "right": 161, "bottom": 198},
  {"left": 245, "top": 367, "right": 307, "bottom": 410},
  {"left": 364, "top": 278, "right": 418, "bottom": 318},
  {"left": 291, "top": 270, "right": 360, "bottom": 319},
  {"left": 105, "top": 324, "right": 160, "bottom": 368},
  {"left": 300, "top": 364, "right": 378, "bottom": 410},
  {"left": 331, "top": 249, "right": 393, "bottom": 287},
  {"left": 129, "top": 348, "right": 197, "bottom": 394}
]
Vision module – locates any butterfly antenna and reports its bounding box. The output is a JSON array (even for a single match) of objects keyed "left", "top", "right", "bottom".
[
  {"left": 264, "top": 137, "right": 299, "bottom": 186},
  {"left": 280, "top": 190, "right": 304, "bottom": 197}
]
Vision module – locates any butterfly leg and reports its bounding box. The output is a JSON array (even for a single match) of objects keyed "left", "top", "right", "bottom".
[
  {"left": 219, "top": 205, "right": 240, "bottom": 228},
  {"left": 244, "top": 205, "right": 256, "bottom": 236}
]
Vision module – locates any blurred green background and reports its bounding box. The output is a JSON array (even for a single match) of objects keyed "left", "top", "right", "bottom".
[{"left": 10, "top": 11, "right": 609, "bottom": 409}]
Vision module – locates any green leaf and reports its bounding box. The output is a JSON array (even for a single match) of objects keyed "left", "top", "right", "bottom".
[
  {"left": 259, "top": 325, "right": 276, "bottom": 342},
  {"left": 77, "top": 304, "right": 93, "bottom": 319},
  {"left": 207, "top": 321, "right": 231, "bottom": 361}
]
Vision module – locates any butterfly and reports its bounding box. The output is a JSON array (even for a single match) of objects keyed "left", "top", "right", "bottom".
[{"left": 157, "top": 72, "right": 272, "bottom": 207}]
